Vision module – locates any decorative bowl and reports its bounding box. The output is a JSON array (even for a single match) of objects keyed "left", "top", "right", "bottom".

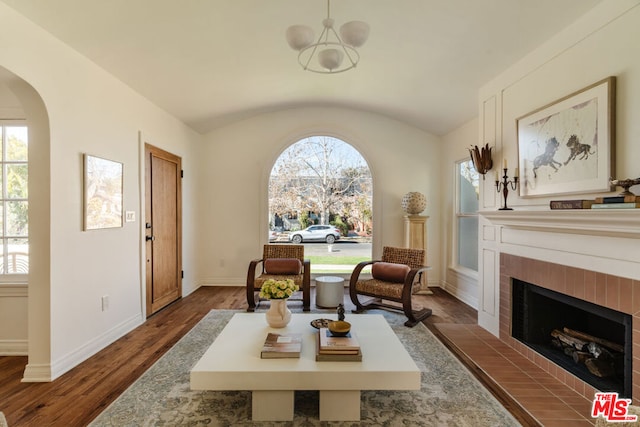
[
  {"left": 328, "top": 320, "right": 351, "bottom": 337},
  {"left": 401, "top": 192, "right": 427, "bottom": 215}
]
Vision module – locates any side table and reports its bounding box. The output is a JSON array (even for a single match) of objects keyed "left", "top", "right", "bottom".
[{"left": 315, "top": 276, "right": 345, "bottom": 308}]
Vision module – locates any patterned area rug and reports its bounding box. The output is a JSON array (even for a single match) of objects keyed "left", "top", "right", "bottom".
[{"left": 90, "top": 309, "right": 521, "bottom": 426}]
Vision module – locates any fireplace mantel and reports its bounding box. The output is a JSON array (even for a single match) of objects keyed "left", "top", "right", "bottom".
[
  {"left": 477, "top": 208, "right": 640, "bottom": 339},
  {"left": 480, "top": 209, "right": 640, "bottom": 238},
  {"left": 478, "top": 209, "right": 640, "bottom": 402}
]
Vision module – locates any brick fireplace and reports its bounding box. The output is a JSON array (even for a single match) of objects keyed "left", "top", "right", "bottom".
[
  {"left": 480, "top": 209, "right": 640, "bottom": 405},
  {"left": 499, "top": 254, "right": 639, "bottom": 402}
]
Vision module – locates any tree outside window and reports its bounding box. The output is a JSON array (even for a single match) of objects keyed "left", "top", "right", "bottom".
[{"left": 269, "top": 136, "right": 372, "bottom": 235}]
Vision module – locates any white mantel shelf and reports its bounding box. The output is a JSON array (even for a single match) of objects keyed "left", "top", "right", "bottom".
[{"left": 480, "top": 209, "right": 640, "bottom": 238}]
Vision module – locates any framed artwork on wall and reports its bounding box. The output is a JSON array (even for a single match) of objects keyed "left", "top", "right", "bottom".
[
  {"left": 517, "top": 76, "right": 616, "bottom": 197},
  {"left": 84, "top": 154, "right": 123, "bottom": 230}
]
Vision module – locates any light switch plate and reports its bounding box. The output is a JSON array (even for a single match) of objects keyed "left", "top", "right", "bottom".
[{"left": 125, "top": 211, "right": 136, "bottom": 222}]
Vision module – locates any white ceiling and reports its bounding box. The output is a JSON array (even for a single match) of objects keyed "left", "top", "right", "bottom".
[{"left": 1, "top": 0, "right": 601, "bottom": 136}]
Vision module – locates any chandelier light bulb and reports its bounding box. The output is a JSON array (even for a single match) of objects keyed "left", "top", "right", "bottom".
[
  {"left": 285, "top": 25, "right": 315, "bottom": 51},
  {"left": 340, "top": 21, "right": 369, "bottom": 47},
  {"left": 318, "top": 48, "right": 344, "bottom": 71}
]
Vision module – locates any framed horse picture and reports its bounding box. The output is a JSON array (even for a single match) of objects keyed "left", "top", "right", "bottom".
[{"left": 516, "top": 76, "right": 615, "bottom": 197}]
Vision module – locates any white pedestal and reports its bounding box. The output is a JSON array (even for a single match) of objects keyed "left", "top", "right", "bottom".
[{"left": 404, "top": 215, "right": 431, "bottom": 293}]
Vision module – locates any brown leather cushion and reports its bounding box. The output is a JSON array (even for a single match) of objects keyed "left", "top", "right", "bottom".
[
  {"left": 264, "top": 258, "right": 302, "bottom": 275},
  {"left": 371, "top": 262, "right": 410, "bottom": 283}
]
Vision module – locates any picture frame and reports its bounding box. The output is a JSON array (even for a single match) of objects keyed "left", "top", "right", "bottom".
[
  {"left": 517, "top": 76, "right": 615, "bottom": 197},
  {"left": 84, "top": 154, "right": 123, "bottom": 230}
]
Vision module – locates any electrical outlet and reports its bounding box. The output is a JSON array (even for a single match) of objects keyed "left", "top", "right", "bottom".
[{"left": 101, "top": 295, "right": 109, "bottom": 311}]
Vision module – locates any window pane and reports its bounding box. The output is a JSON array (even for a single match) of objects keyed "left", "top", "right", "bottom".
[
  {"left": 6, "top": 201, "right": 28, "bottom": 236},
  {"left": 6, "top": 126, "right": 28, "bottom": 161},
  {"left": 4, "top": 237, "right": 28, "bottom": 273},
  {"left": 0, "top": 124, "right": 28, "bottom": 275},
  {"left": 458, "top": 216, "right": 478, "bottom": 270},
  {"left": 459, "top": 160, "right": 479, "bottom": 214},
  {"left": 6, "top": 164, "right": 28, "bottom": 198}
]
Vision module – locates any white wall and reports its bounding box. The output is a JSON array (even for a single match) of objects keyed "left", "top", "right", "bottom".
[
  {"left": 0, "top": 0, "right": 444, "bottom": 380},
  {"left": 474, "top": 0, "right": 640, "bottom": 334},
  {"left": 0, "top": 2, "right": 201, "bottom": 380},
  {"left": 440, "top": 118, "right": 481, "bottom": 308},
  {"left": 194, "top": 107, "right": 443, "bottom": 286}
]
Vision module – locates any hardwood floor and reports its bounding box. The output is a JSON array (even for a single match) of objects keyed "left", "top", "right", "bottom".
[{"left": 0, "top": 286, "right": 533, "bottom": 426}]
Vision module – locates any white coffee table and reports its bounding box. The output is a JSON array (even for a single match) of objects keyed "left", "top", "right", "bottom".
[{"left": 190, "top": 313, "right": 420, "bottom": 421}]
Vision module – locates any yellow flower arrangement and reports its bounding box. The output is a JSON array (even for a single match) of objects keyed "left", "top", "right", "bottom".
[{"left": 259, "top": 278, "right": 299, "bottom": 300}]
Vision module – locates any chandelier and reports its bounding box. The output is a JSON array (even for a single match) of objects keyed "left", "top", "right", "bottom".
[{"left": 285, "top": 0, "right": 370, "bottom": 74}]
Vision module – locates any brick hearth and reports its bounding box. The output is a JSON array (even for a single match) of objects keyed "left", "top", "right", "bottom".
[{"left": 499, "top": 254, "right": 640, "bottom": 404}]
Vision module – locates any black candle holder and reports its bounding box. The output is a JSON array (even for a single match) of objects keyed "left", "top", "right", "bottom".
[{"left": 495, "top": 168, "right": 519, "bottom": 210}]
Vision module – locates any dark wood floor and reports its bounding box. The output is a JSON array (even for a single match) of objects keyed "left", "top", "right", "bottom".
[{"left": 0, "top": 286, "right": 535, "bottom": 426}]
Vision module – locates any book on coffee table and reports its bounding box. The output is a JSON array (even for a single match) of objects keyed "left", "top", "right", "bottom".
[
  {"left": 318, "top": 327, "right": 360, "bottom": 353},
  {"left": 315, "top": 333, "right": 362, "bottom": 361},
  {"left": 260, "top": 332, "right": 302, "bottom": 359}
]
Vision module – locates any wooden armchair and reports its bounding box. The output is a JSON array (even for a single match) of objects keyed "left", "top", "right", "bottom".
[
  {"left": 246, "top": 244, "right": 311, "bottom": 312},
  {"left": 349, "top": 246, "right": 432, "bottom": 327}
]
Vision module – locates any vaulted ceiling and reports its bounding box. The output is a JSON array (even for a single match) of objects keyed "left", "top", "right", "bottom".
[{"left": 1, "top": 0, "right": 601, "bottom": 136}]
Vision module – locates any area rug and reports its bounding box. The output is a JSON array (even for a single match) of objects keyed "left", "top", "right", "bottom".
[{"left": 89, "top": 309, "right": 521, "bottom": 426}]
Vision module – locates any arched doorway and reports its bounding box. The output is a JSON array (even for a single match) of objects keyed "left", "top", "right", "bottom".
[
  {"left": 268, "top": 135, "right": 372, "bottom": 275},
  {"left": 0, "top": 65, "right": 52, "bottom": 381}
]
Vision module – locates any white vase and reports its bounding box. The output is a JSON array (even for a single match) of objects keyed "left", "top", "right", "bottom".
[{"left": 265, "top": 299, "right": 292, "bottom": 328}]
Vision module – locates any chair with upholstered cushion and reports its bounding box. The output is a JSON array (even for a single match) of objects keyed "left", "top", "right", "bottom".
[
  {"left": 246, "top": 244, "right": 311, "bottom": 312},
  {"left": 349, "top": 246, "right": 432, "bottom": 327}
]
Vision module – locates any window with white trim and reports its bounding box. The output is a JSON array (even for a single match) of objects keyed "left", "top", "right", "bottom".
[
  {"left": 456, "top": 159, "right": 479, "bottom": 271},
  {"left": 0, "top": 122, "right": 28, "bottom": 275}
]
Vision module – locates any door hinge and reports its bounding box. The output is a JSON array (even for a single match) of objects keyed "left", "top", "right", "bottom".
[
  {"left": 181, "top": 170, "right": 184, "bottom": 178},
  {"left": 181, "top": 270, "right": 184, "bottom": 279}
]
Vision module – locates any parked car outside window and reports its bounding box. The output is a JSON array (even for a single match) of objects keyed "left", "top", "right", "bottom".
[{"left": 288, "top": 225, "right": 341, "bottom": 244}]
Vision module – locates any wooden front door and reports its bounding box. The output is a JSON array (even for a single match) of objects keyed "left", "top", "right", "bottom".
[{"left": 145, "top": 143, "right": 182, "bottom": 316}]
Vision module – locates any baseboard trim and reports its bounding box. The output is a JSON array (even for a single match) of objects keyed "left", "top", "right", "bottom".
[
  {"left": 39, "top": 312, "right": 144, "bottom": 382},
  {"left": 198, "top": 278, "right": 245, "bottom": 286},
  {"left": 0, "top": 339, "right": 28, "bottom": 355},
  {"left": 22, "top": 363, "right": 52, "bottom": 382},
  {"left": 440, "top": 280, "right": 478, "bottom": 310}
]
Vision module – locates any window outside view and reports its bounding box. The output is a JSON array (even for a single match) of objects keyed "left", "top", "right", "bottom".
[
  {"left": 0, "top": 123, "right": 28, "bottom": 276},
  {"left": 269, "top": 136, "right": 372, "bottom": 274},
  {"left": 457, "top": 159, "right": 479, "bottom": 271}
]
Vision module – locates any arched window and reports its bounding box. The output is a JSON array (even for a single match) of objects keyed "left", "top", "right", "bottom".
[{"left": 269, "top": 136, "right": 372, "bottom": 274}]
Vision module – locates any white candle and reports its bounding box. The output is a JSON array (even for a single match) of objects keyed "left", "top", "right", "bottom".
[
  {"left": 495, "top": 170, "right": 499, "bottom": 181},
  {"left": 515, "top": 167, "right": 519, "bottom": 177},
  {"left": 503, "top": 158, "right": 507, "bottom": 169}
]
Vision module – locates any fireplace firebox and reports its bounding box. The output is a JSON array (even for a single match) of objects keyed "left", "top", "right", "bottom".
[{"left": 511, "top": 279, "right": 632, "bottom": 397}]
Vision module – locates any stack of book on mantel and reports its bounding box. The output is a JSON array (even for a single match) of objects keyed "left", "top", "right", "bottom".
[
  {"left": 591, "top": 195, "right": 640, "bottom": 209},
  {"left": 549, "top": 195, "right": 640, "bottom": 210},
  {"left": 549, "top": 199, "right": 594, "bottom": 209},
  {"left": 316, "top": 327, "right": 362, "bottom": 361}
]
